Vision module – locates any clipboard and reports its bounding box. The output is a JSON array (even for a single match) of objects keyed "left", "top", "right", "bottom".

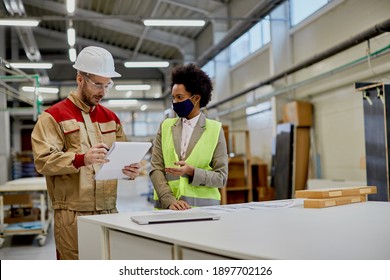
[{"left": 95, "top": 142, "right": 152, "bottom": 180}]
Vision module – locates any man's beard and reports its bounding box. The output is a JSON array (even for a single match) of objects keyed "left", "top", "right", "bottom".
[{"left": 81, "top": 84, "right": 98, "bottom": 106}]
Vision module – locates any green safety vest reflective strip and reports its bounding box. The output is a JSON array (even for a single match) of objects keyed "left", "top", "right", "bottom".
[{"left": 153, "top": 117, "right": 222, "bottom": 208}]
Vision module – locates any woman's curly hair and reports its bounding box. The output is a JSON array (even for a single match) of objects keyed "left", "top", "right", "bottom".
[{"left": 170, "top": 63, "right": 213, "bottom": 108}]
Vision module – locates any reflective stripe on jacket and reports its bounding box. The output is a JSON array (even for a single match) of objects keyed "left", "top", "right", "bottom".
[{"left": 154, "top": 117, "right": 221, "bottom": 208}]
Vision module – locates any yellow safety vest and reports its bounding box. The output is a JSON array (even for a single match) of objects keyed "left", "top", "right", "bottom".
[{"left": 154, "top": 117, "right": 222, "bottom": 208}]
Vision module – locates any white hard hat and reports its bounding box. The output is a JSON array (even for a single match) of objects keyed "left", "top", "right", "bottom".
[{"left": 72, "top": 46, "right": 121, "bottom": 78}]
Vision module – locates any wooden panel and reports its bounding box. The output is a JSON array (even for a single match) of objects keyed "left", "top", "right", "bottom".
[
  {"left": 224, "top": 130, "right": 252, "bottom": 204},
  {"left": 3, "top": 194, "right": 32, "bottom": 205},
  {"left": 303, "top": 195, "right": 366, "bottom": 208},
  {"left": 226, "top": 190, "right": 247, "bottom": 204},
  {"left": 295, "top": 186, "right": 377, "bottom": 199},
  {"left": 293, "top": 127, "right": 310, "bottom": 192},
  {"left": 252, "top": 163, "right": 270, "bottom": 201},
  {"left": 222, "top": 125, "right": 230, "bottom": 154}
]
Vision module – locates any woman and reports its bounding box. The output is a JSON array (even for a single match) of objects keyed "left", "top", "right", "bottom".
[{"left": 150, "top": 63, "right": 228, "bottom": 210}]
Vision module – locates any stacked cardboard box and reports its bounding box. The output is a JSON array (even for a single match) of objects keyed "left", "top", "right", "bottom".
[{"left": 295, "top": 186, "right": 377, "bottom": 208}]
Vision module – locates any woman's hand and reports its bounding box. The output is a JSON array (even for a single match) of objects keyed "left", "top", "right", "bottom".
[
  {"left": 168, "top": 200, "right": 191, "bottom": 210},
  {"left": 165, "top": 161, "right": 194, "bottom": 177}
]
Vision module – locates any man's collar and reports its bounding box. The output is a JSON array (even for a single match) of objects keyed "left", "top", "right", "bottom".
[{"left": 68, "top": 91, "right": 96, "bottom": 113}]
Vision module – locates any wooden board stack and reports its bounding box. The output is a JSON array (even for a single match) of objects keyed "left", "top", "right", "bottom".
[{"left": 295, "top": 186, "right": 377, "bottom": 208}]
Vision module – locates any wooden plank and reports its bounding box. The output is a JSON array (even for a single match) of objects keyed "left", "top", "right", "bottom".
[
  {"left": 293, "top": 127, "right": 310, "bottom": 192},
  {"left": 303, "top": 195, "right": 367, "bottom": 208},
  {"left": 295, "top": 186, "right": 377, "bottom": 199},
  {"left": 355, "top": 82, "right": 384, "bottom": 92},
  {"left": 3, "top": 194, "right": 32, "bottom": 205}
]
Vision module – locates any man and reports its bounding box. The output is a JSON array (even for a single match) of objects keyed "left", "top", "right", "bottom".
[
  {"left": 31, "top": 46, "right": 141, "bottom": 260},
  {"left": 150, "top": 63, "right": 228, "bottom": 210}
]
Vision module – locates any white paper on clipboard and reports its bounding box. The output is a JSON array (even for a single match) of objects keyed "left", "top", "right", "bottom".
[{"left": 95, "top": 142, "right": 152, "bottom": 180}]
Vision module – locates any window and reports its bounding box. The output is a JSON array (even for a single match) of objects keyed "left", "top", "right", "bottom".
[
  {"left": 115, "top": 111, "right": 164, "bottom": 137},
  {"left": 249, "top": 22, "right": 262, "bottom": 53},
  {"left": 290, "top": 0, "right": 331, "bottom": 26},
  {"left": 229, "top": 33, "right": 249, "bottom": 66},
  {"left": 249, "top": 16, "right": 270, "bottom": 53},
  {"left": 229, "top": 16, "right": 271, "bottom": 66},
  {"left": 202, "top": 60, "right": 215, "bottom": 79}
]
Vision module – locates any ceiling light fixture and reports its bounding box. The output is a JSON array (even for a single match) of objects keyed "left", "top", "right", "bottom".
[
  {"left": 124, "top": 61, "right": 169, "bottom": 68},
  {"left": 0, "top": 19, "right": 40, "bottom": 26},
  {"left": 22, "top": 86, "right": 59, "bottom": 94},
  {"left": 69, "top": 48, "right": 77, "bottom": 62},
  {"left": 107, "top": 99, "right": 138, "bottom": 106},
  {"left": 143, "top": 19, "right": 206, "bottom": 27},
  {"left": 67, "top": 27, "right": 76, "bottom": 46},
  {"left": 115, "top": 85, "right": 151, "bottom": 91},
  {"left": 67, "top": 0, "right": 76, "bottom": 13},
  {"left": 10, "top": 62, "right": 53, "bottom": 69}
]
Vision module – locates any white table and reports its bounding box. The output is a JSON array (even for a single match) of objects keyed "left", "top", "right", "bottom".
[
  {"left": 78, "top": 200, "right": 390, "bottom": 260},
  {"left": 0, "top": 177, "right": 53, "bottom": 247}
]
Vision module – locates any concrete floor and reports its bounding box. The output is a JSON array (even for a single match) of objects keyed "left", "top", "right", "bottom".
[{"left": 0, "top": 176, "right": 154, "bottom": 260}]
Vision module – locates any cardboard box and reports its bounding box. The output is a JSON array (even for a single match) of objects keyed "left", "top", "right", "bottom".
[{"left": 283, "top": 101, "right": 313, "bottom": 127}]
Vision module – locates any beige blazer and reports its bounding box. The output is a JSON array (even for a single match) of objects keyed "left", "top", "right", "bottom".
[{"left": 150, "top": 113, "right": 228, "bottom": 209}]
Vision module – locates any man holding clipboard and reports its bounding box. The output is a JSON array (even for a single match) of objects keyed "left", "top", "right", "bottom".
[{"left": 31, "top": 46, "right": 142, "bottom": 260}]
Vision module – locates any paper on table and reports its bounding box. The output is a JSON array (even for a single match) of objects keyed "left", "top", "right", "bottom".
[{"left": 95, "top": 142, "right": 152, "bottom": 180}]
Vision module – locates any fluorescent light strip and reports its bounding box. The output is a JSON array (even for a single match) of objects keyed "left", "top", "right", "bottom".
[
  {"left": 124, "top": 61, "right": 169, "bottom": 68},
  {"left": 22, "top": 86, "right": 59, "bottom": 94},
  {"left": 143, "top": 19, "right": 205, "bottom": 27},
  {"left": 69, "top": 48, "right": 77, "bottom": 62},
  {"left": 10, "top": 62, "right": 53, "bottom": 69},
  {"left": 67, "top": 0, "right": 76, "bottom": 13},
  {"left": 0, "top": 19, "right": 40, "bottom": 26},
  {"left": 67, "top": 27, "right": 76, "bottom": 46},
  {"left": 107, "top": 99, "right": 138, "bottom": 106},
  {"left": 115, "top": 85, "right": 151, "bottom": 91}
]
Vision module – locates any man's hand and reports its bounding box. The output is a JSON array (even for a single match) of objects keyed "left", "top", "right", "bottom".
[
  {"left": 165, "top": 161, "right": 194, "bottom": 177},
  {"left": 84, "top": 143, "right": 110, "bottom": 166},
  {"left": 122, "top": 163, "right": 141, "bottom": 180}
]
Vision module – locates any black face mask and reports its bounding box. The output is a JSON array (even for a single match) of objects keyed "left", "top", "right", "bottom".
[{"left": 172, "top": 96, "right": 195, "bottom": 118}]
